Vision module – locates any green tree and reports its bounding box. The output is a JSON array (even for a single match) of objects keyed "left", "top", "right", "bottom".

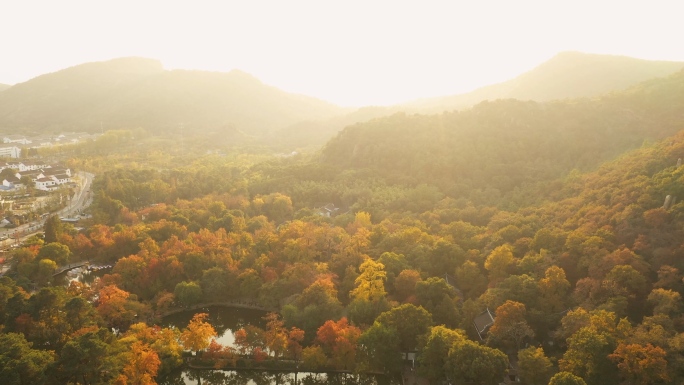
[
  {"left": 283, "top": 277, "right": 343, "bottom": 341},
  {"left": 35, "top": 259, "right": 57, "bottom": 286},
  {"left": 647, "top": 288, "right": 682, "bottom": 317},
  {"left": 559, "top": 327, "right": 617, "bottom": 385},
  {"left": 37, "top": 242, "right": 71, "bottom": 266},
  {"left": 301, "top": 346, "right": 327, "bottom": 370},
  {"left": 539, "top": 266, "right": 571, "bottom": 312},
  {"left": 347, "top": 297, "right": 390, "bottom": 327},
  {"left": 358, "top": 322, "right": 401, "bottom": 372},
  {"left": 455, "top": 260, "right": 488, "bottom": 299},
  {"left": 58, "top": 329, "right": 111, "bottom": 385},
  {"left": 484, "top": 244, "right": 515, "bottom": 283},
  {"left": 375, "top": 303, "right": 433, "bottom": 351},
  {"left": 548, "top": 372, "right": 588, "bottom": 385},
  {"left": 418, "top": 326, "right": 466, "bottom": 383},
  {"left": 43, "top": 215, "right": 63, "bottom": 244},
  {"left": 0, "top": 332, "right": 55, "bottom": 385},
  {"left": 200, "top": 267, "right": 230, "bottom": 301},
  {"left": 445, "top": 339, "right": 509, "bottom": 385},
  {"left": 378, "top": 252, "right": 408, "bottom": 290},
  {"left": 173, "top": 281, "right": 202, "bottom": 308},
  {"left": 517, "top": 346, "right": 552, "bottom": 385},
  {"left": 415, "top": 277, "right": 456, "bottom": 307},
  {"left": 415, "top": 277, "right": 459, "bottom": 327}
]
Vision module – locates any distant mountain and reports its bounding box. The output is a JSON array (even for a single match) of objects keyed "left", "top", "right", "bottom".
[
  {"left": 319, "top": 68, "right": 684, "bottom": 208},
  {"left": 405, "top": 51, "right": 684, "bottom": 113},
  {"left": 0, "top": 57, "right": 343, "bottom": 135},
  {"left": 274, "top": 52, "right": 684, "bottom": 147},
  {"left": 271, "top": 106, "right": 397, "bottom": 147},
  {"left": 0, "top": 84, "right": 10, "bottom": 92}
]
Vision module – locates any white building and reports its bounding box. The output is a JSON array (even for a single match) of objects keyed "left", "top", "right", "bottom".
[
  {"left": 35, "top": 174, "right": 71, "bottom": 191},
  {"left": 18, "top": 161, "right": 46, "bottom": 171},
  {"left": 0, "top": 146, "right": 21, "bottom": 158},
  {"left": 44, "top": 167, "right": 71, "bottom": 178},
  {"left": 2, "top": 136, "right": 31, "bottom": 145},
  {"left": 35, "top": 177, "right": 58, "bottom": 191}
]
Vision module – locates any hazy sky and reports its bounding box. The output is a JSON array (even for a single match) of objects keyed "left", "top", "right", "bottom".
[{"left": 1, "top": 0, "right": 682, "bottom": 106}]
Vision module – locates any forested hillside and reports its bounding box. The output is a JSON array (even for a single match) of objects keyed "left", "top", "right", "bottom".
[
  {"left": 406, "top": 51, "right": 684, "bottom": 112},
  {"left": 0, "top": 57, "right": 343, "bottom": 135},
  {"left": 270, "top": 53, "right": 684, "bottom": 148},
  {"left": 317, "top": 68, "right": 684, "bottom": 209}
]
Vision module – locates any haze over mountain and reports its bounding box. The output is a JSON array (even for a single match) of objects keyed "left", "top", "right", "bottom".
[
  {"left": 404, "top": 51, "right": 684, "bottom": 113},
  {"left": 317, "top": 67, "right": 684, "bottom": 208},
  {"left": 0, "top": 57, "right": 344, "bottom": 135},
  {"left": 1, "top": 52, "right": 683, "bottom": 148},
  {"left": 274, "top": 52, "right": 684, "bottom": 147}
]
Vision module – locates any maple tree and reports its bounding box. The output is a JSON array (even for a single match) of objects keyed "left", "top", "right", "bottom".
[
  {"left": 96, "top": 285, "right": 141, "bottom": 331},
  {"left": 263, "top": 312, "right": 288, "bottom": 359},
  {"left": 113, "top": 341, "right": 161, "bottom": 385},
  {"left": 609, "top": 343, "right": 669, "bottom": 385},
  {"left": 233, "top": 325, "right": 265, "bottom": 356},
  {"left": 487, "top": 300, "right": 534, "bottom": 349},
  {"left": 393, "top": 269, "right": 421, "bottom": 302},
  {"left": 315, "top": 317, "right": 361, "bottom": 370}
]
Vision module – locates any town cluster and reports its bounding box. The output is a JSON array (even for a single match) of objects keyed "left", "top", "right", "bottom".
[{"left": 1, "top": 160, "right": 72, "bottom": 192}]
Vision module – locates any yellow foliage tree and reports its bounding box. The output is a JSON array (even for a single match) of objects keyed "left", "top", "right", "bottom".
[
  {"left": 180, "top": 313, "right": 217, "bottom": 354},
  {"left": 350, "top": 259, "right": 387, "bottom": 302},
  {"left": 113, "top": 341, "right": 161, "bottom": 385}
]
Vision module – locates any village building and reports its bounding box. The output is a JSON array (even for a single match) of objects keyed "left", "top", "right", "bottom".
[
  {"left": 473, "top": 308, "right": 496, "bottom": 340},
  {"left": 0, "top": 146, "right": 21, "bottom": 158}
]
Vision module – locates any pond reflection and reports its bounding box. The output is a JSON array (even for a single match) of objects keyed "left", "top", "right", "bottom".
[
  {"left": 161, "top": 306, "right": 267, "bottom": 347},
  {"left": 159, "top": 308, "right": 400, "bottom": 385},
  {"left": 160, "top": 369, "right": 399, "bottom": 385}
]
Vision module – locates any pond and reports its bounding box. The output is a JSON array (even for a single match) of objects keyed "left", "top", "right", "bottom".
[
  {"left": 158, "top": 369, "right": 399, "bottom": 385},
  {"left": 159, "top": 307, "right": 401, "bottom": 385},
  {"left": 161, "top": 305, "right": 268, "bottom": 348},
  {"left": 55, "top": 264, "right": 112, "bottom": 287}
]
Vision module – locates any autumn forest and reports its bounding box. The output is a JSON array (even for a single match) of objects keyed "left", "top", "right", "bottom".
[{"left": 1, "top": 56, "right": 684, "bottom": 385}]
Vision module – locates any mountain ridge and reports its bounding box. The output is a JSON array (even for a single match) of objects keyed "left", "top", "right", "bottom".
[
  {"left": 0, "top": 57, "right": 344, "bottom": 135},
  {"left": 403, "top": 51, "right": 684, "bottom": 113},
  {"left": 316, "top": 67, "right": 684, "bottom": 209},
  {"left": 274, "top": 52, "right": 684, "bottom": 147}
]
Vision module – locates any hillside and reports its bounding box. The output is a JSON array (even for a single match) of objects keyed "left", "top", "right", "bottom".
[
  {"left": 0, "top": 83, "right": 10, "bottom": 92},
  {"left": 406, "top": 51, "right": 684, "bottom": 113},
  {"left": 0, "top": 57, "right": 344, "bottom": 135},
  {"left": 272, "top": 52, "right": 684, "bottom": 147},
  {"left": 317, "top": 68, "right": 684, "bottom": 209}
]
